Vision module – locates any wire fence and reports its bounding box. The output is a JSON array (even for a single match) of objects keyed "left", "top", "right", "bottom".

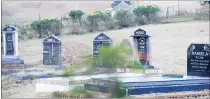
[{"left": 165, "top": 3, "right": 209, "bottom": 19}]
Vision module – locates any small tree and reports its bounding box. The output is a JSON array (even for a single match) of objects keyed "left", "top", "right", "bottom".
[
  {"left": 31, "top": 18, "right": 60, "bottom": 38},
  {"left": 68, "top": 10, "right": 84, "bottom": 34},
  {"left": 145, "top": 5, "right": 160, "bottom": 22},
  {"left": 69, "top": 10, "right": 84, "bottom": 23},
  {"left": 133, "top": 5, "right": 160, "bottom": 24},
  {"left": 87, "top": 11, "right": 104, "bottom": 32},
  {"left": 133, "top": 6, "right": 147, "bottom": 25},
  {"left": 114, "top": 9, "right": 134, "bottom": 28},
  {"left": 101, "top": 10, "right": 115, "bottom": 30}
]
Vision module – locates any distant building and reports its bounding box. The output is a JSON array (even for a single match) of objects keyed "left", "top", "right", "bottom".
[{"left": 111, "top": 0, "right": 133, "bottom": 11}]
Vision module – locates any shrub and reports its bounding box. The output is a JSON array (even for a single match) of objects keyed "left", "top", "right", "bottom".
[
  {"left": 114, "top": 9, "right": 134, "bottom": 28},
  {"left": 18, "top": 25, "right": 36, "bottom": 40},
  {"left": 133, "top": 6, "right": 147, "bottom": 25},
  {"left": 87, "top": 11, "right": 104, "bottom": 32},
  {"left": 97, "top": 45, "right": 131, "bottom": 70},
  {"left": 68, "top": 10, "right": 84, "bottom": 35},
  {"left": 144, "top": 5, "right": 160, "bottom": 22},
  {"left": 133, "top": 5, "right": 160, "bottom": 24},
  {"left": 31, "top": 18, "right": 61, "bottom": 38},
  {"left": 100, "top": 10, "right": 115, "bottom": 30},
  {"left": 69, "top": 10, "right": 84, "bottom": 22}
]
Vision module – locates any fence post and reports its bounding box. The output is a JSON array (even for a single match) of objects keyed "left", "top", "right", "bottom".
[
  {"left": 60, "top": 14, "right": 62, "bottom": 35},
  {"left": 166, "top": 6, "right": 169, "bottom": 19},
  {"left": 39, "top": 14, "right": 41, "bottom": 38},
  {"left": 178, "top": 1, "right": 180, "bottom": 16}
]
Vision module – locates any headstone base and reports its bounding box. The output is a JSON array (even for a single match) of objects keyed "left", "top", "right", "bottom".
[
  {"left": 147, "top": 65, "right": 154, "bottom": 69},
  {"left": 143, "top": 65, "right": 154, "bottom": 69},
  {"left": 97, "top": 67, "right": 117, "bottom": 74},
  {"left": 145, "top": 68, "right": 162, "bottom": 74},
  {"left": 44, "top": 65, "right": 63, "bottom": 70},
  {"left": 2, "top": 56, "right": 24, "bottom": 65}
]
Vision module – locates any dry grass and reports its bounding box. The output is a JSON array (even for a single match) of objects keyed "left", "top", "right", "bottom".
[{"left": 18, "top": 21, "right": 209, "bottom": 74}]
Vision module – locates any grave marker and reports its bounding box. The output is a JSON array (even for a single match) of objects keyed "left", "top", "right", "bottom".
[
  {"left": 120, "top": 39, "right": 132, "bottom": 49},
  {"left": 43, "top": 35, "right": 62, "bottom": 69},
  {"left": 187, "top": 44, "right": 210, "bottom": 77},
  {"left": 93, "top": 33, "right": 113, "bottom": 56},
  {"left": 131, "top": 28, "right": 153, "bottom": 68},
  {"left": 2, "top": 25, "right": 24, "bottom": 65}
]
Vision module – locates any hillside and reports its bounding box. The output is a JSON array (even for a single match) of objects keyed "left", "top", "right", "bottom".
[
  {"left": 2, "top": 1, "right": 202, "bottom": 25},
  {"left": 18, "top": 21, "right": 209, "bottom": 74}
]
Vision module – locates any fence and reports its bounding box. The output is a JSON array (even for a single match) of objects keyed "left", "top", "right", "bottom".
[{"left": 165, "top": 3, "right": 209, "bottom": 19}]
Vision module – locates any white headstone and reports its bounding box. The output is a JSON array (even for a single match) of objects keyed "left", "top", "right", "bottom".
[{"left": 2, "top": 25, "right": 19, "bottom": 59}]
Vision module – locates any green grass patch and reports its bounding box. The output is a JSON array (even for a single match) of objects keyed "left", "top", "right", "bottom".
[
  {"left": 60, "top": 69, "right": 76, "bottom": 77},
  {"left": 127, "top": 60, "right": 145, "bottom": 73}
]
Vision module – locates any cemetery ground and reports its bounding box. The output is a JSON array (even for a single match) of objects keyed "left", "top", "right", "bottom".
[{"left": 2, "top": 21, "right": 210, "bottom": 98}]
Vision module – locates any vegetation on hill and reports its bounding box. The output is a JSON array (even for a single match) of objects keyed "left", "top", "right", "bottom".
[
  {"left": 3, "top": 3, "right": 208, "bottom": 40},
  {"left": 12, "top": 5, "right": 161, "bottom": 39}
]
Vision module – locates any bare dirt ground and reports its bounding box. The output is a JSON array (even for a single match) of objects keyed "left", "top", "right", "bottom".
[
  {"left": 1, "top": 1, "right": 209, "bottom": 98},
  {"left": 19, "top": 21, "right": 209, "bottom": 74},
  {"left": 1, "top": 21, "right": 209, "bottom": 98}
]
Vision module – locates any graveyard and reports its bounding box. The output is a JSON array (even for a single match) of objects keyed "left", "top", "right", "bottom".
[{"left": 1, "top": 21, "right": 210, "bottom": 98}]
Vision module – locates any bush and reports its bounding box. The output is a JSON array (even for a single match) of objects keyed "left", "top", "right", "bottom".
[
  {"left": 69, "top": 10, "right": 84, "bottom": 35},
  {"left": 144, "top": 5, "right": 160, "bottom": 22},
  {"left": 96, "top": 45, "right": 131, "bottom": 69},
  {"left": 100, "top": 10, "right": 116, "bottom": 30},
  {"left": 133, "top": 6, "right": 147, "bottom": 25},
  {"left": 133, "top": 5, "right": 160, "bottom": 24},
  {"left": 114, "top": 9, "right": 134, "bottom": 28},
  {"left": 87, "top": 11, "right": 104, "bottom": 32},
  {"left": 18, "top": 25, "right": 35, "bottom": 40},
  {"left": 31, "top": 18, "right": 61, "bottom": 38},
  {"left": 69, "top": 10, "right": 84, "bottom": 22}
]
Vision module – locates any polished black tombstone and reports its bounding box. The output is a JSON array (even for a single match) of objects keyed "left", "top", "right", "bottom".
[
  {"left": 93, "top": 33, "right": 113, "bottom": 56},
  {"left": 43, "top": 35, "right": 62, "bottom": 69},
  {"left": 187, "top": 44, "right": 210, "bottom": 77},
  {"left": 131, "top": 28, "right": 153, "bottom": 68}
]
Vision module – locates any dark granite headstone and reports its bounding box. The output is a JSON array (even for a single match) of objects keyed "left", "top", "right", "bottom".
[
  {"left": 131, "top": 28, "right": 153, "bottom": 68},
  {"left": 43, "top": 35, "right": 62, "bottom": 69},
  {"left": 93, "top": 33, "right": 112, "bottom": 56},
  {"left": 187, "top": 44, "right": 210, "bottom": 77},
  {"left": 5, "top": 33, "right": 14, "bottom": 55}
]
